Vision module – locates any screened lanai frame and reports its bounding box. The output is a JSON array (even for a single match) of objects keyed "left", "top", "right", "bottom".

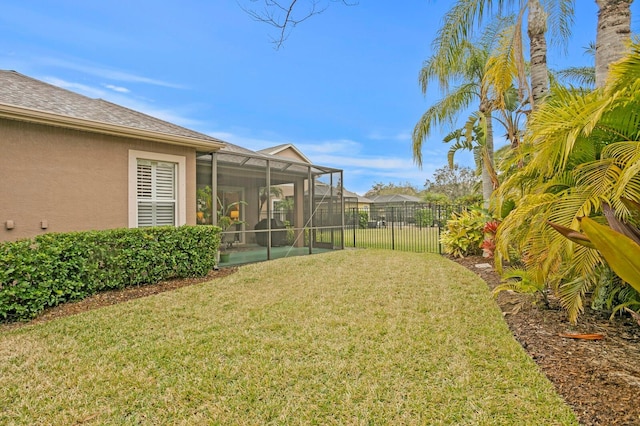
[{"left": 196, "top": 144, "right": 344, "bottom": 265}]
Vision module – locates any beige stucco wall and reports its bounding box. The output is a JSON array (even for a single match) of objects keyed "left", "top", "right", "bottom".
[
  {"left": 0, "top": 118, "right": 197, "bottom": 242},
  {"left": 273, "top": 147, "right": 308, "bottom": 163}
]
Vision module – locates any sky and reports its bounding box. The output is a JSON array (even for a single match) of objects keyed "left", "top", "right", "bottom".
[{"left": 1, "top": 1, "right": 639, "bottom": 195}]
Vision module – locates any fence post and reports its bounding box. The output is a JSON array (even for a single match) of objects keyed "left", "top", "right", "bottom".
[
  {"left": 391, "top": 207, "right": 395, "bottom": 251},
  {"left": 352, "top": 207, "right": 357, "bottom": 247}
]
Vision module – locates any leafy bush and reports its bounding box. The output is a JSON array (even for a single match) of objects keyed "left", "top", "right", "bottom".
[
  {"left": 415, "top": 208, "right": 434, "bottom": 227},
  {"left": 0, "top": 226, "right": 221, "bottom": 322},
  {"left": 283, "top": 220, "right": 296, "bottom": 245},
  {"left": 440, "top": 209, "right": 488, "bottom": 257},
  {"left": 358, "top": 211, "right": 369, "bottom": 229}
]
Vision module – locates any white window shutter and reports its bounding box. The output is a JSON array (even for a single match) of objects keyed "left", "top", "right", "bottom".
[{"left": 136, "top": 160, "right": 177, "bottom": 227}]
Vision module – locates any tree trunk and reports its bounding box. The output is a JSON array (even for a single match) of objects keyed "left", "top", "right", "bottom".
[
  {"left": 595, "top": 0, "right": 633, "bottom": 88},
  {"left": 528, "top": 0, "right": 549, "bottom": 108},
  {"left": 481, "top": 109, "right": 495, "bottom": 207}
]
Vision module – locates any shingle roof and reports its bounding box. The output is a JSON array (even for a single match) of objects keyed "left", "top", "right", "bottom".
[
  {"left": 0, "top": 70, "right": 224, "bottom": 146},
  {"left": 257, "top": 143, "right": 312, "bottom": 164}
]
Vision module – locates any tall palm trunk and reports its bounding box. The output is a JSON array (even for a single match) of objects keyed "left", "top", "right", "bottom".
[
  {"left": 527, "top": 0, "right": 549, "bottom": 107},
  {"left": 595, "top": 0, "right": 633, "bottom": 87},
  {"left": 480, "top": 103, "right": 496, "bottom": 206}
]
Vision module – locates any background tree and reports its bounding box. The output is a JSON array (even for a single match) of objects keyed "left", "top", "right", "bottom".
[
  {"left": 423, "top": 164, "right": 481, "bottom": 202},
  {"left": 239, "top": 0, "right": 356, "bottom": 48},
  {"left": 364, "top": 182, "right": 419, "bottom": 198}
]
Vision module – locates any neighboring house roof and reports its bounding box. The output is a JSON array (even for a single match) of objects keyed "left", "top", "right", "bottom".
[
  {"left": 258, "top": 144, "right": 312, "bottom": 164},
  {"left": 0, "top": 70, "right": 225, "bottom": 150},
  {"left": 343, "top": 188, "right": 373, "bottom": 203},
  {"left": 368, "top": 194, "right": 423, "bottom": 203},
  {"left": 311, "top": 182, "right": 372, "bottom": 203},
  {"left": 220, "top": 141, "right": 319, "bottom": 169}
]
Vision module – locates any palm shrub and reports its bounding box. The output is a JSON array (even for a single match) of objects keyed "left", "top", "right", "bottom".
[
  {"left": 549, "top": 199, "right": 640, "bottom": 315},
  {"left": 493, "top": 43, "right": 640, "bottom": 322}
]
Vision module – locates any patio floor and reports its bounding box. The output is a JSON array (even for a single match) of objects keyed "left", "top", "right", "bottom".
[{"left": 219, "top": 244, "right": 333, "bottom": 266}]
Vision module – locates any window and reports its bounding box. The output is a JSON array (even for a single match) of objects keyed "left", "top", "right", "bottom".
[
  {"left": 136, "top": 160, "right": 176, "bottom": 227},
  {"left": 129, "top": 150, "right": 186, "bottom": 228}
]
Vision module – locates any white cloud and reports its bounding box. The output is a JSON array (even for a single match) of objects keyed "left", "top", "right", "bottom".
[
  {"left": 40, "top": 57, "right": 184, "bottom": 89},
  {"left": 367, "top": 130, "right": 412, "bottom": 141},
  {"left": 42, "top": 76, "right": 201, "bottom": 128},
  {"left": 296, "top": 139, "right": 363, "bottom": 156},
  {"left": 44, "top": 77, "right": 106, "bottom": 98},
  {"left": 104, "top": 84, "right": 130, "bottom": 93},
  {"left": 311, "top": 153, "right": 413, "bottom": 170}
]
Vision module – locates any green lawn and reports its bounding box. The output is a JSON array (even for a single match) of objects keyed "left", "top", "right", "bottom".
[
  {"left": 344, "top": 226, "right": 442, "bottom": 252},
  {"left": 0, "top": 250, "right": 576, "bottom": 425}
]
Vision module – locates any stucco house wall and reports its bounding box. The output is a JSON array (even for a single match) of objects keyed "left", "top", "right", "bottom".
[{"left": 0, "top": 118, "right": 197, "bottom": 241}]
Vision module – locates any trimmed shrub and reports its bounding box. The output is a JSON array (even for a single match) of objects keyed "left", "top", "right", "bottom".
[{"left": 0, "top": 226, "right": 221, "bottom": 322}]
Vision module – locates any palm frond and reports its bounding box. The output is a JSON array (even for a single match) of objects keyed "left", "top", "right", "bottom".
[
  {"left": 559, "top": 276, "right": 592, "bottom": 324},
  {"left": 412, "top": 84, "right": 478, "bottom": 165},
  {"left": 431, "top": 0, "right": 507, "bottom": 76},
  {"left": 554, "top": 66, "right": 595, "bottom": 88},
  {"left": 604, "top": 42, "right": 640, "bottom": 96},
  {"left": 484, "top": 24, "right": 519, "bottom": 110},
  {"left": 543, "top": 0, "right": 575, "bottom": 49}
]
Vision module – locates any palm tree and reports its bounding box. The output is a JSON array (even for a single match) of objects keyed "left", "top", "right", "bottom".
[
  {"left": 432, "top": 0, "right": 575, "bottom": 110},
  {"left": 494, "top": 43, "right": 640, "bottom": 322},
  {"left": 595, "top": 0, "right": 634, "bottom": 87},
  {"left": 413, "top": 19, "right": 513, "bottom": 205}
]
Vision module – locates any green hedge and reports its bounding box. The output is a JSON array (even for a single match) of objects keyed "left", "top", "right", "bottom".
[{"left": 0, "top": 226, "right": 221, "bottom": 322}]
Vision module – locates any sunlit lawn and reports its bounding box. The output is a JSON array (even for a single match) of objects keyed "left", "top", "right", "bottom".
[
  {"left": 0, "top": 250, "right": 577, "bottom": 425},
  {"left": 343, "top": 225, "right": 443, "bottom": 252}
]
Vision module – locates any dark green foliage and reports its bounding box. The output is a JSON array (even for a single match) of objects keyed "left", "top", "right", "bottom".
[
  {"left": 414, "top": 209, "right": 434, "bottom": 227},
  {"left": 358, "top": 211, "right": 369, "bottom": 229},
  {"left": 0, "top": 226, "right": 221, "bottom": 322}
]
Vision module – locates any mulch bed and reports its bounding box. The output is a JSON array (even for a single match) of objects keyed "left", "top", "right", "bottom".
[
  {"left": 451, "top": 255, "right": 640, "bottom": 426},
  {"left": 3, "top": 258, "right": 640, "bottom": 425}
]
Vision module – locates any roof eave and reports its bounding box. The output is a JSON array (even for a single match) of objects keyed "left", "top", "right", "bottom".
[{"left": 0, "top": 103, "right": 226, "bottom": 151}]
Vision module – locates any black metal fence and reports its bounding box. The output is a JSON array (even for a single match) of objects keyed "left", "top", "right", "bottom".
[{"left": 344, "top": 203, "right": 470, "bottom": 254}]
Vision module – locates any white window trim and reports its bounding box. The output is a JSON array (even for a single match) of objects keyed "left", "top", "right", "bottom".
[{"left": 128, "top": 150, "right": 186, "bottom": 228}]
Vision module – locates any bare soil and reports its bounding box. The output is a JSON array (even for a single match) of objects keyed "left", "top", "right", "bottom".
[{"left": 3, "top": 259, "right": 640, "bottom": 425}]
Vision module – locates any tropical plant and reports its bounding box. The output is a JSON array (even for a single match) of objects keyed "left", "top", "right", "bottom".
[
  {"left": 494, "top": 43, "right": 640, "bottom": 322},
  {"left": 259, "top": 186, "right": 284, "bottom": 215},
  {"left": 413, "top": 19, "right": 510, "bottom": 205},
  {"left": 481, "top": 219, "right": 500, "bottom": 258},
  {"left": 197, "top": 185, "right": 247, "bottom": 230},
  {"left": 218, "top": 198, "right": 247, "bottom": 229},
  {"left": 440, "top": 209, "right": 490, "bottom": 257},
  {"left": 549, "top": 200, "right": 640, "bottom": 295},
  {"left": 492, "top": 267, "right": 550, "bottom": 306},
  {"left": 433, "top": 0, "right": 575, "bottom": 110},
  {"left": 442, "top": 112, "right": 500, "bottom": 197},
  {"left": 196, "top": 185, "right": 214, "bottom": 224}
]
